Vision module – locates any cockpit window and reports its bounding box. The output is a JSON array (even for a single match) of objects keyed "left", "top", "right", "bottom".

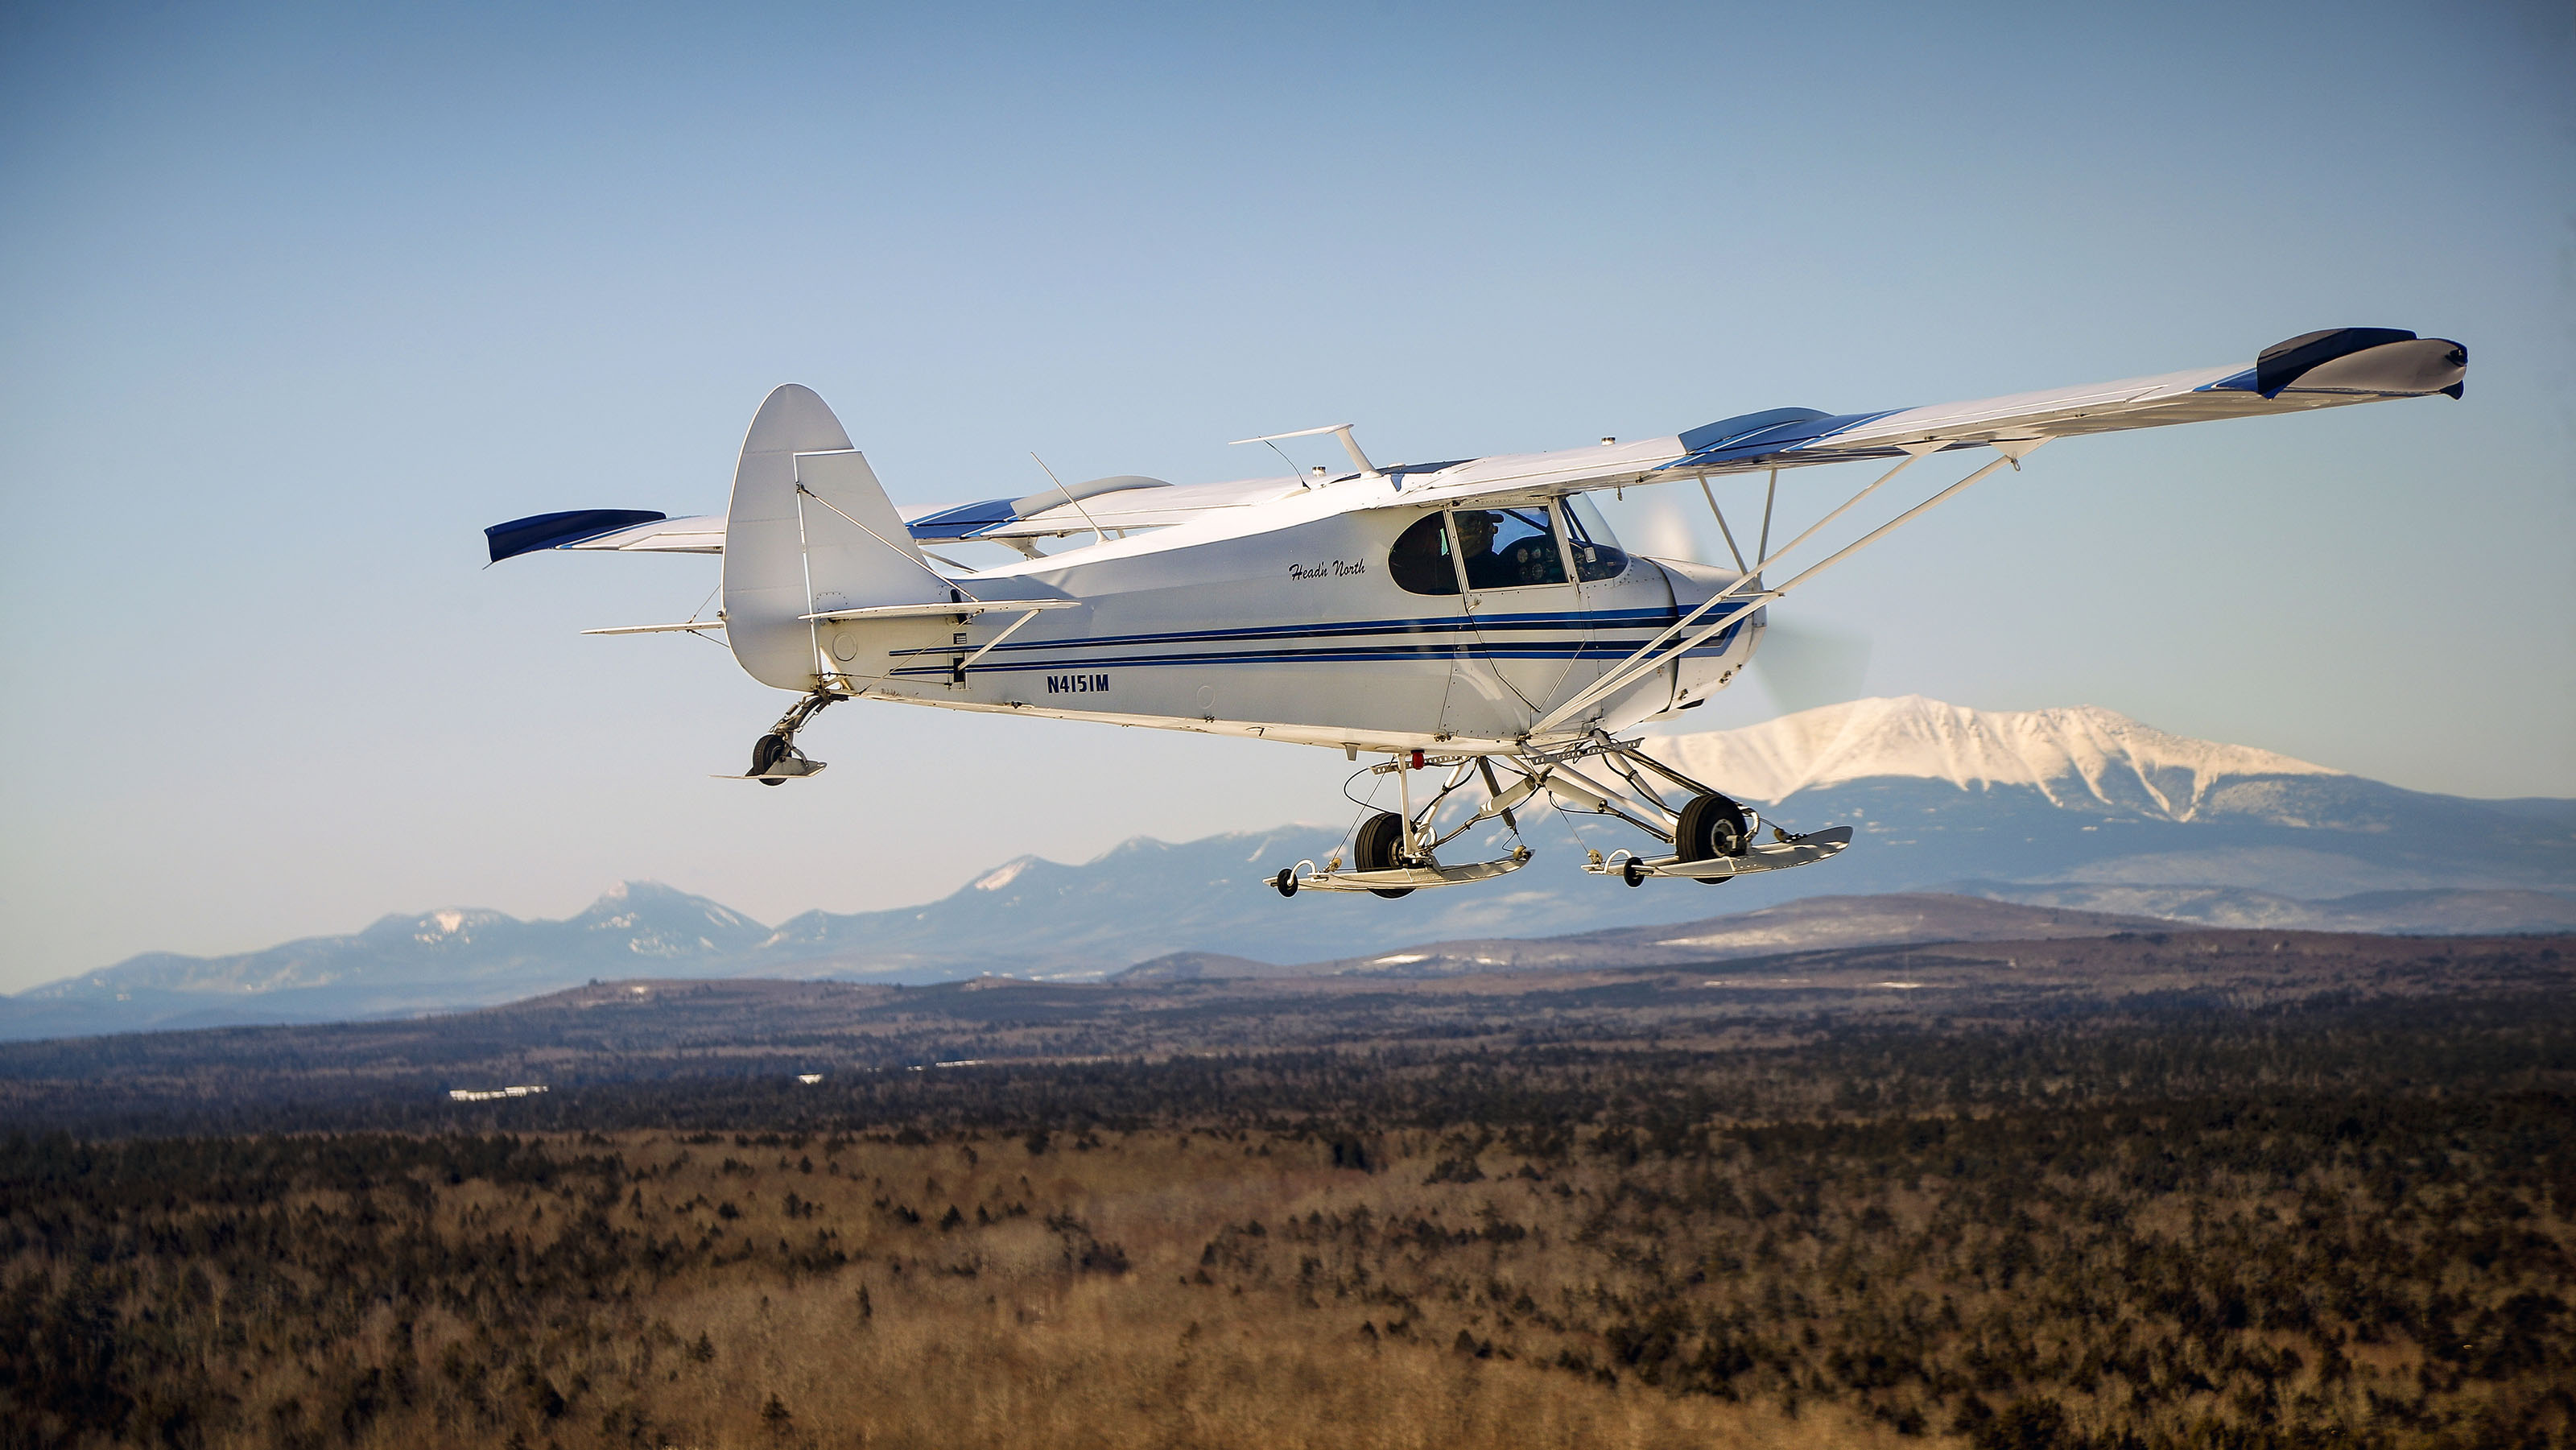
[
  {"left": 1387, "top": 512, "right": 1460, "bottom": 595},
  {"left": 1563, "top": 495, "right": 1630, "bottom": 582},
  {"left": 1454, "top": 507, "right": 1570, "bottom": 590}
]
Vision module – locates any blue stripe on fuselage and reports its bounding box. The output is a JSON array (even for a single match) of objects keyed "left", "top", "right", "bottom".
[
  {"left": 883, "top": 625, "right": 1744, "bottom": 679},
  {"left": 955, "top": 603, "right": 1730, "bottom": 655}
]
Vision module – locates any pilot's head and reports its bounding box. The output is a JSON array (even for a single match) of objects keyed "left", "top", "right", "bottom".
[{"left": 1455, "top": 512, "right": 1496, "bottom": 554}]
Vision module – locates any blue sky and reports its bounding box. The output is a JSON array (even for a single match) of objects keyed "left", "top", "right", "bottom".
[{"left": 2, "top": 1, "right": 2569, "bottom": 989}]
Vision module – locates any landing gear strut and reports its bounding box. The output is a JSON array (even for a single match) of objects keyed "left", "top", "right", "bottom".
[{"left": 741, "top": 690, "right": 840, "bottom": 784}]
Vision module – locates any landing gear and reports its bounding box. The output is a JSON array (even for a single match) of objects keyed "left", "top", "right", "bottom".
[
  {"left": 1262, "top": 752, "right": 1533, "bottom": 896},
  {"left": 1521, "top": 734, "right": 1852, "bottom": 887},
  {"left": 733, "top": 689, "right": 840, "bottom": 784},
  {"left": 1674, "top": 791, "right": 1752, "bottom": 885},
  {"left": 1261, "top": 742, "right": 1834, "bottom": 898},
  {"left": 1354, "top": 812, "right": 1414, "bottom": 899}
]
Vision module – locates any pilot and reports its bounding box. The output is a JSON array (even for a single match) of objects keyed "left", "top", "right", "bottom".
[
  {"left": 1455, "top": 510, "right": 1560, "bottom": 589},
  {"left": 1454, "top": 510, "right": 1498, "bottom": 572}
]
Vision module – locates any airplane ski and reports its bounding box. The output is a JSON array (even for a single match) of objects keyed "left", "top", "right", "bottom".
[
  {"left": 1270, "top": 846, "right": 1534, "bottom": 897},
  {"left": 714, "top": 758, "right": 828, "bottom": 783},
  {"left": 1588, "top": 826, "right": 1854, "bottom": 886}
]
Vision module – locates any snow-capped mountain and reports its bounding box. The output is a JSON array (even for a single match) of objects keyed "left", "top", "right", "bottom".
[
  {"left": 1655, "top": 696, "right": 2339, "bottom": 820},
  {"left": 1651, "top": 696, "right": 2574, "bottom": 901},
  {"left": 8, "top": 698, "right": 2568, "bottom": 1040}
]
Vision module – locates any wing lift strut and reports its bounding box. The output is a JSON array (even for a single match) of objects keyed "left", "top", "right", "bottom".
[
  {"left": 1567, "top": 435, "right": 2046, "bottom": 883},
  {"left": 1268, "top": 435, "right": 2048, "bottom": 893},
  {"left": 1536, "top": 435, "right": 2050, "bottom": 739}
]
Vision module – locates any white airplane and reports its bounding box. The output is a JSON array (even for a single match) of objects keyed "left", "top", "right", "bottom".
[{"left": 487, "top": 327, "right": 2464, "bottom": 899}]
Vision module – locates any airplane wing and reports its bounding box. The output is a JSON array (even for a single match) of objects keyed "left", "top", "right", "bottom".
[
  {"left": 498, "top": 476, "right": 1299, "bottom": 560},
  {"left": 488, "top": 326, "right": 2462, "bottom": 560},
  {"left": 941, "top": 476, "right": 1298, "bottom": 541},
  {"left": 1406, "top": 326, "right": 2466, "bottom": 506},
  {"left": 561, "top": 514, "right": 724, "bottom": 553}
]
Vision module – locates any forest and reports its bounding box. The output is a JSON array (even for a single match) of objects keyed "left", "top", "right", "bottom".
[{"left": 1, "top": 935, "right": 2570, "bottom": 1448}]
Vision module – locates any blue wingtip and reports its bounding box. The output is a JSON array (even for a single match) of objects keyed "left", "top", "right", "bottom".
[{"left": 484, "top": 509, "right": 669, "bottom": 564}]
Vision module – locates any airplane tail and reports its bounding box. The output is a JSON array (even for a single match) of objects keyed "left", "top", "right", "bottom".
[{"left": 721, "top": 385, "right": 948, "bottom": 692}]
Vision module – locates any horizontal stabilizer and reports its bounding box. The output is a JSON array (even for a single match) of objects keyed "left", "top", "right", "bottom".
[{"left": 580, "top": 620, "right": 724, "bottom": 636}]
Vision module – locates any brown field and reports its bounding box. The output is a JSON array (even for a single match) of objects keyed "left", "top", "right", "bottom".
[{"left": 2, "top": 931, "right": 2570, "bottom": 1448}]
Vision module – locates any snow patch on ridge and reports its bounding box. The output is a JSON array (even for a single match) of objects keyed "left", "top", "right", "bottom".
[
  {"left": 1652, "top": 696, "right": 2339, "bottom": 819},
  {"left": 973, "top": 859, "right": 1033, "bottom": 892}
]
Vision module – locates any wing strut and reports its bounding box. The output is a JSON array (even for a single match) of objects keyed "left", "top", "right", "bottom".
[
  {"left": 1533, "top": 445, "right": 1934, "bottom": 733},
  {"left": 957, "top": 608, "right": 1050, "bottom": 671},
  {"left": 1755, "top": 468, "right": 1778, "bottom": 568},
  {"left": 1530, "top": 440, "right": 2046, "bottom": 736},
  {"left": 1699, "top": 477, "right": 1748, "bottom": 572}
]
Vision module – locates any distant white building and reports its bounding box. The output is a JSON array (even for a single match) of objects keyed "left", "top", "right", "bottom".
[
  {"left": 447, "top": 1084, "right": 548, "bottom": 1102},
  {"left": 796, "top": 1073, "right": 822, "bottom": 1085}
]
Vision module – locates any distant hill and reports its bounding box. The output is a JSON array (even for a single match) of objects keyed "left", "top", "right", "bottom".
[
  {"left": 10, "top": 697, "right": 2568, "bottom": 1040},
  {"left": 1113, "top": 893, "right": 2177, "bottom": 980},
  {"left": 3, "top": 882, "right": 767, "bottom": 1039}
]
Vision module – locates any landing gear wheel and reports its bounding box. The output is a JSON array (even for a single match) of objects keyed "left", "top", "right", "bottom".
[
  {"left": 1674, "top": 792, "right": 1750, "bottom": 886},
  {"left": 1354, "top": 812, "right": 1414, "bottom": 899},
  {"left": 1272, "top": 868, "right": 1298, "bottom": 899},
  {"left": 749, "top": 732, "right": 789, "bottom": 786}
]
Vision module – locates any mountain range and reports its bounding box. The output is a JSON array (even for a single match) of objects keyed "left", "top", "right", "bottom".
[{"left": 10, "top": 696, "right": 2570, "bottom": 1040}]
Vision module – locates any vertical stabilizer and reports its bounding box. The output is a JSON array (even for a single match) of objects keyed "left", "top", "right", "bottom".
[{"left": 721, "top": 386, "right": 945, "bottom": 691}]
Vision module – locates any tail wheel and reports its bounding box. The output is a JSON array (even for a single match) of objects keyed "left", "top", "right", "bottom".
[
  {"left": 1354, "top": 812, "right": 1414, "bottom": 899},
  {"left": 749, "top": 733, "right": 789, "bottom": 786},
  {"left": 1674, "top": 792, "right": 1749, "bottom": 886}
]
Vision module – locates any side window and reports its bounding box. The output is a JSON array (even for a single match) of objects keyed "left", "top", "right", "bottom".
[
  {"left": 1563, "top": 495, "right": 1630, "bottom": 583},
  {"left": 1454, "top": 507, "right": 1570, "bottom": 591},
  {"left": 1387, "top": 513, "right": 1460, "bottom": 595}
]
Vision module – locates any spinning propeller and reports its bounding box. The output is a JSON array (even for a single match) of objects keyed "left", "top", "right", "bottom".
[{"left": 1617, "top": 488, "right": 1872, "bottom": 717}]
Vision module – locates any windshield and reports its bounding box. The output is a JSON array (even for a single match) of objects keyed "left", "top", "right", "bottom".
[
  {"left": 1563, "top": 495, "right": 1630, "bottom": 582},
  {"left": 1453, "top": 506, "right": 1569, "bottom": 590}
]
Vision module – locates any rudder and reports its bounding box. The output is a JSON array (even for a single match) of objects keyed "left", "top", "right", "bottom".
[{"left": 721, "top": 385, "right": 946, "bottom": 691}]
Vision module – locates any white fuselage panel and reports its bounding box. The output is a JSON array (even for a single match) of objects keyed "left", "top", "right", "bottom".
[{"left": 820, "top": 490, "right": 1761, "bottom": 754}]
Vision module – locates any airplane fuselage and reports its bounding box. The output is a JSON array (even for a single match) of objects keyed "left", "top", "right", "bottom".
[{"left": 812, "top": 485, "right": 1761, "bottom": 754}]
